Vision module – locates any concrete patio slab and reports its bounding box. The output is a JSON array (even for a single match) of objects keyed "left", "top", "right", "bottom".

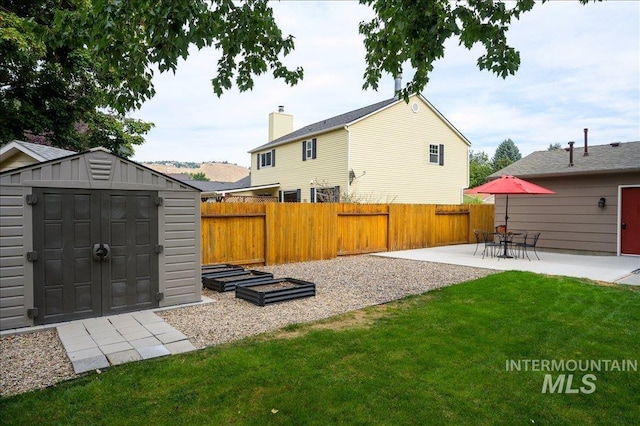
[
  {"left": 156, "top": 330, "right": 188, "bottom": 344},
  {"left": 137, "top": 345, "right": 171, "bottom": 360},
  {"left": 52, "top": 311, "right": 196, "bottom": 373},
  {"left": 165, "top": 340, "right": 197, "bottom": 355},
  {"left": 107, "top": 349, "right": 142, "bottom": 366},
  {"left": 129, "top": 336, "right": 162, "bottom": 350},
  {"left": 72, "top": 354, "right": 110, "bottom": 374},
  {"left": 374, "top": 244, "right": 640, "bottom": 285},
  {"left": 100, "top": 341, "right": 134, "bottom": 355}
]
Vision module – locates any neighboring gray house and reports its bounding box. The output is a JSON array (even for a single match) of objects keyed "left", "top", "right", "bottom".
[
  {"left": 0, "top": 140, "right": 76, "bottom": 172},
  {"left": 0, "top": 148, "right": 202, "bottom": 331},
  {"left": 488, "top": 140, "right": 640, "bottom": 255}
]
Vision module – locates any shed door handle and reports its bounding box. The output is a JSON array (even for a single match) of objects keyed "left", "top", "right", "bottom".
[
  {"left": 93, "top": 243, "right": 111, "bottom": 261},
  {"left": 621, "top": 223, "right": 627, "bottom": 230}
]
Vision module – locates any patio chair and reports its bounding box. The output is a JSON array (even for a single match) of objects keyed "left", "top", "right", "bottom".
[
  {"left": 473, "top": 229, "right": 485, "bottom": 255},
  {"left": 481, "top": 231, "right": 500, "bottom": 259},
  {"left": 514, "top": 232, "right": 541, "bottom": 260}
]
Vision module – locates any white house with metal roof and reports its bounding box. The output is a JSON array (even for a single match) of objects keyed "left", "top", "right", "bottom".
[{"left": 245, "top": 94, "right": 471, "bottom": 204}]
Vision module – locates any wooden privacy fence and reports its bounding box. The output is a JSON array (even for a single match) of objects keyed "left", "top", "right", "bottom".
[{"left": 201, "top": 203, "right": 495, "bottom": 266}]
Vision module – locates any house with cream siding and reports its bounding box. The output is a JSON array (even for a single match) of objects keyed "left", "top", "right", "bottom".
[
  {"left": 245, "top": 94, "right": 471, "bottom": 204},
  {"left": 1, "top": 140, "right": 76, "bottom": 172}
]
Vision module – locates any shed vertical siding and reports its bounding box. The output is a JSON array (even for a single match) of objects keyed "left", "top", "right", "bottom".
[
  {"left": 494, "top": 173, "right": 640, "bottom": 253},
  {"left": 349, "top": 96, "right": 469, "bottom": 204}
]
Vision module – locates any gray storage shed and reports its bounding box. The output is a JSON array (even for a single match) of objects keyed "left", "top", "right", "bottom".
[{"left": 0, "top": 148, "right": 202, "bottom": 331}]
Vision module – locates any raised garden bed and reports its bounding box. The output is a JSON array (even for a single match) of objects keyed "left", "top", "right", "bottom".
[
  {"left": 235, "top": 278, "right": 316, "bottom": 306},
  {"left": 202, "top": 264, "right": 244, "bottom": 274},
  {"left": 203, "top": 270, "right": 274, "bottom": 292},
  {"left": 201, "top": 266, "right": 248, "bottom": 286}
]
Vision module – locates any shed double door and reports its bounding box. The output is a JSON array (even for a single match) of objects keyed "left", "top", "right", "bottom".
[{"left": 32, "top": 189, "right": 159, "bottom": 325}]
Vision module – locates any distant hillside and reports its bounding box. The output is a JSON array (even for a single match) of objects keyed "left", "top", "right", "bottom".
[{"left": 143, "top": 161, "right": 249, "bottom": 183}]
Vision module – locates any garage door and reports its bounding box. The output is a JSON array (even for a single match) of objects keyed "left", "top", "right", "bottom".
[{"left": 32, "top": 188, "right": 160, "bottom": 325}]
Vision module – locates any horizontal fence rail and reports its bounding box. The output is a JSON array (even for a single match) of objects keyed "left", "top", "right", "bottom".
[{"left": 201, "top": 203, "right": 495, "bottom": 266}]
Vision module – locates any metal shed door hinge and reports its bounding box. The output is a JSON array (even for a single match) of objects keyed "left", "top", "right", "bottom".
[
  {"left": 155, "top": 197, "right": 163, "bottom": 206},
  {"left": 25, "top": 194, "right": 38, "bottom": 205},
  {"left": 27, "top": 308, "right": 39, "bottom": 318},
  {"left": 155, "top": 292, "right": 164, "bottom": 301},
  {"left": 26, "top": 251, "right": 38, "bottom": 262}
]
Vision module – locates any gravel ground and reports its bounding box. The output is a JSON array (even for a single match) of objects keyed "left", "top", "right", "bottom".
[{"left": 0, "top": 255, "right": 496, "bottom": 397}]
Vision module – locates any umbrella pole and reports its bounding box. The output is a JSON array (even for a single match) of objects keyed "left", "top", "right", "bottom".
[{"left": 502, "top": 194, "right": 510, "bottom": 258}]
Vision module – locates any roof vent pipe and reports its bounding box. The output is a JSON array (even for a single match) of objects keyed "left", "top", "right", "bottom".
[
  {"left": 394, "top": 74, "right": 402, "bottom": 99},
  {"left": 568, "top": 141, "right": 575, "bottom": 166},
  {"left": 278, "top": 105, "right": 284, "bottom": 113},
  {"left": 583, "top": 128, "right": 589, "bottom": 156}
]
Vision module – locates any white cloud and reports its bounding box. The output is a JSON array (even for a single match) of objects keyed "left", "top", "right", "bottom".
[{"left": 131, "top": 1, "right": 640, "bottom": 167}]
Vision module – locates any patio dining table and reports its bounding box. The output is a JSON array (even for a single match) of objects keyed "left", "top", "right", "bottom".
[{"left": 496, "top": 231, "right": 523, "bottom": 259}]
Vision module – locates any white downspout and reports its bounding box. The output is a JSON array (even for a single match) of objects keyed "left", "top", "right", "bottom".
[{"left": 345, "top": 125, "right": 351, "bottom": 197}]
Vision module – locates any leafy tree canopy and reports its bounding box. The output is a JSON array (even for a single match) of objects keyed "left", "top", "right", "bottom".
[
  {"left": 2, "top": 0, "right": 598, "bottom": 153},
  {"left": 3, "top": 0, "right": 598, "bottom": 115},
  {"left": 547, "top": 142, "right": 563, "bottom": 151},
  {"left": 1, "top": 0, "right": 153, "bottom": 154},
  {"left": 469, "top": 150, "right": 493, "bottom": 187},
  {"left": 492, "top": 138, "right": 522, "bottom": 170},
  {"left": 189, "top": 172, "right": 210, "bottom": 181}
]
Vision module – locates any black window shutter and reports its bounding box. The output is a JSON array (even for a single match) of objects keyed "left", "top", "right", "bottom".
[
  {"left": 296, "top": 189, "right": 301, "bottom": 202},
  {"left": 312, "top": 138, "right": 317, "bottom": 159},
  {"left": 333, "top": 186, "right": 340, "bottom": 202},
  {"left": 271, "top": 149, "right": 276, "bottom": 167},
  {"left": 310, "top": 188, "right": 316, "bottom": 203},
  {"left": 278, "top": 190, "right": 283, "bottom": 202},
  {"left": 439, "top": 144, "right": 444, "bottom": 166},
  {"left": 302, "top": 141, "right": 307, "bottom": 161},
  {"left": 257, "top": 153, "right": 261, "bottom": 170}
]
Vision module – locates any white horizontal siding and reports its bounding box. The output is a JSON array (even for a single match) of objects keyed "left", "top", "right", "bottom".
[
  {"left": 251, "top": 129, "right": 349, "bottom": 200},
  {"left": 349, "top": 95, "right": 468, "bottom": 204}
]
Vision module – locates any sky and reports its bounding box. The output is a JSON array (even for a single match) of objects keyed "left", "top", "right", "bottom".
[{"left": 130, "top": 1, "right": 640, "bottom": 168}]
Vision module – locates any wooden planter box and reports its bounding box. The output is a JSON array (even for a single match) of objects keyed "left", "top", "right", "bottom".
[
  {"left": 203, "top": 270, "right": 274, "bottom": 292},
  {"left": 235, "top": 278, "right": 316, "bottom": 306}
]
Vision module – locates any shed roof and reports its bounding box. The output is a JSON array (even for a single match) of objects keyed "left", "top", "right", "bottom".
[
  {"left": 489, "top": 141, "right": 640, "bottom": 179},
  {"left": 0, "top": 147, "right": 201, "bottom": 192}
]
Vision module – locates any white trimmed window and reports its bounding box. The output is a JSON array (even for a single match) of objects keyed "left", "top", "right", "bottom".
[
  {"left": 428, "top": 143, "right": 444, "bottom": 166},
  {"left": 302, "top": 138, "right": 317, "bottom": 161},
  {"left": 257, "top": 149, "right": 276, "bottom": 169}
]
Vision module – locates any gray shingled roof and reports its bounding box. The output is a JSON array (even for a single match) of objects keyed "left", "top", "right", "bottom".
[
  {"left": 489, "top": 141, "right": 640, "bottom": 178},
  {"left": 249, "top": 98, "right": 398, "bottom": 152},
  {"left": 179, "top": 175, "right": 252, "bottom": 192},
  {"left": 11, "top": 140, "right": 76, "bottom": 160}
]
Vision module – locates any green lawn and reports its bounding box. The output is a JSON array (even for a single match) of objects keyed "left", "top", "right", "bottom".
[{"left": 1, "top": 271, "right": 639, "bottom": 425}]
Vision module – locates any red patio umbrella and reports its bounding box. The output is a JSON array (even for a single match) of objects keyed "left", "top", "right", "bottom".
[{"left": 468, "top": 175, "right": 555, "bottom": 257}]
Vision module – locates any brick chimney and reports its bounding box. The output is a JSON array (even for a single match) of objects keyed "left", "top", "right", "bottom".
[{"left": 268, "top": 106, "right": 293, "bottom": 142}]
